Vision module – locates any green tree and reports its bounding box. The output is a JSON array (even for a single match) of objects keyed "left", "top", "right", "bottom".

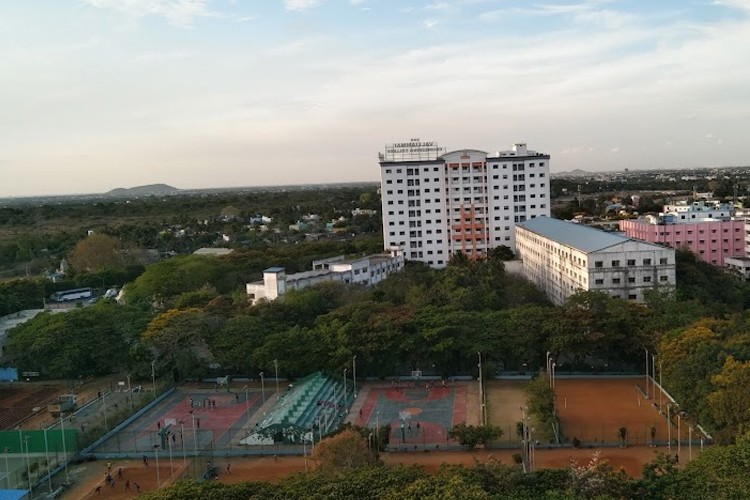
[
  {"left": 707, "top": 356, "right": 750, "bottom": 442},
  {"left": 448, "top": 423, "right": 503, "bottom": 450},
  {"left": 141, "top": 308, "right": 224, "bottom": 379},
  {"left": 5, "top": 302, "right": 150, "bottom": 378},
  {"left": 68, "top": 233, "right": 124, "bottom": 273},
  {"left": 311, "top": 429, "right": 380, "bottom": 473}
]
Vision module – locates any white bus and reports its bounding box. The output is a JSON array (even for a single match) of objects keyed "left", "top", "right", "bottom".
[{"left": 50, "top": 287, "right": 93, "bottom": 302}]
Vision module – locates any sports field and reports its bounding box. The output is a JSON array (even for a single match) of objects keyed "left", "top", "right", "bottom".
[
  {"left": 485, "top": 379, "right": 528, "bottom": 445},
  {"left": 92, "top": 386, "right": 271, "bottom": 454},
  {"left": 355, "top": 381, "right": 469, "bottom": 448},
  {"left": 555, "top": 377, "right": 672, "bottom": 445}
]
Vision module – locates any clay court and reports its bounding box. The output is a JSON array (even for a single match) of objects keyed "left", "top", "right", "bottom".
[
  {"left": 485, "top": 379, "right": 528, "bottom": 445},
  {"left": 555, "top": 377, "right": 675, "bottom": 445}
]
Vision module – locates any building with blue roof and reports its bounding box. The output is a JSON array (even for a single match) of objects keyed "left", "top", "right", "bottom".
[{"left": 515, "top": 217, "right": 676, "bottom": 305}]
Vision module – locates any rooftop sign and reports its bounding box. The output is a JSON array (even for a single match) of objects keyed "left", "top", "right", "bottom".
[{"left": 380, "top": 138, "right": 444, "bottom": 162}]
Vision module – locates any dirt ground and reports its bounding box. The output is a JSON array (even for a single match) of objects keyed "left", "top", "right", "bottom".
[
  {"left": 555, "top": 378, "right": 677, "bottom": 445},
  {"left": 61, "top": 444, "right": 697, "bottom": 498}
]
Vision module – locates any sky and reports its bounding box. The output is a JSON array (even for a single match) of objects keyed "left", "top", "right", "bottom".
[{"left": 1, "top": 0, "right": 749, "bottom": 197}]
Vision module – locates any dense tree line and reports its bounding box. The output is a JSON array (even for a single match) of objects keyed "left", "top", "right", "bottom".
[
  {"left": 6, "top": 238, "right": 750, "bottom": 447},
  {"left": 0, "top": 185, "right": 381, "bottom": 278}
]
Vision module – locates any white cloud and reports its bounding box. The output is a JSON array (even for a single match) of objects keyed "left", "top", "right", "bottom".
[
  {"left": 610, "top": 147, "right": 620, "bottom": 153},
  {"left": 83, "top": 0, "right": 217, "bottom": 27},
  {"left": 284, "top": 0, "right": 323, "bottom": 11},
  {"left": 424, "top": 19, "right": 439, "bottom": 29}
]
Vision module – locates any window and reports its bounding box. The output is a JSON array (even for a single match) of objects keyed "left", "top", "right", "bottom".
[
  {"left": 611, "top": 260, "right": 620, "bottom": 267},
  {"left": 612, "top": 278, "right": 621, "bottom": 284},
  {"left": 595, "top": 279, "right": 604, "bottom": 285},
  {"left": 627, "top": 259, "right": 636, "bottom": 266},
  {"left": 660, "top": 257, "right": 668, "bottom": 265},
  {"left": 628, "top": 277, "right": 636, "bottom": 283},
  {"left": 643, "top": 258, "right": 651, "bottom": 265},
  {"left": 628, "top": 294, "right": 637, "bottom": 300},
  {"left": 660, "top": 275, "right": 669, "bottom": 282},
  {"left": 594, "top": 261, "right": 603, "bottom": 268},
  {"left": 643, "top": 276, "right": 652, "bottom": 283}
]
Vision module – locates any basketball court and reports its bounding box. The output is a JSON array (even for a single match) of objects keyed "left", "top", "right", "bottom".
[{"left": 356, "top": 381, "right": 468, "bottom": 448}]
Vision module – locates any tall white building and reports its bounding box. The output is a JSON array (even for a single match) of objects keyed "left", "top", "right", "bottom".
[
  {"left": 515, "top": 217, "right": 676, "bottom": 305},
  {"left": 379, "top": 139, "right": 551, "bottom": 268}
]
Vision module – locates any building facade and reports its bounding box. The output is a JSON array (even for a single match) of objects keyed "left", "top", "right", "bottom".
[
  {"left": 515, "top": 217, "right": 676, "bottom": 305},
  {"left": 619, "top": 201, "right": 744, "bottom": 267},
  {"left": 246, "top": 250, "right": 404, "bottom": 304},
  {"left": 379, "top": 140, "right": 551, "bottom": 268}
]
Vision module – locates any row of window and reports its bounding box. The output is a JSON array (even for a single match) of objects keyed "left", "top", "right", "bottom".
[
  {"left": 384, "top": 161, "right": 547, "bottom": 176},
  {"left": 594, "top": 275, "right": 670, "bottom": 285},
  {"left": 594, "top": 258, "right": 669, "bottom": 268}
]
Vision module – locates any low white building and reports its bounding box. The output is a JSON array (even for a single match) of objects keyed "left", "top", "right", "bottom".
[
  {"left": 246, "top": 249, "right": 404, "bottom": 304},
  {"left": 515, "top": 217, "right": 676, "bottom": 305},
  {"left": 725, "top": 256, "right": 750, "bottom": 280}
]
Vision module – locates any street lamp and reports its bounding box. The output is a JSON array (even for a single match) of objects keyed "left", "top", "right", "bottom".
[
  {"left": 651, "top": 353, "right": 657, "bottom": 403},
  {"left": 274, "top": 359, "right": 279, "bottom": 400},
  {"left": 60, "top": 414, "right": 69, "bottom": 482},
  {"left": 644, "top": 348, "right": 650, "bottom": 399},
  {"left": 43, "top": 428, "right": 52, "bottom": 492},
  {"left": 151, "top": 360, "right": 157, "bottom": 400},
  {"left": 3, "top": 447, "right": 10, "bottom": 489},
  {"left": 478, "top": 352, "right": 485, "bottom": 426},
  {"left": 546, "top": 351, "right": 552, "bottom": 382},
  {"left": 659, "top": 361, "right": 663, "bottom": 410},
  {"left": 260, "top": 372, "right": 265, "bottom": 405},
  {"left": 375, "top": 411, "right": 380, "bottom": 450},
  {"left": 667, "top": 404, "right": 672, "bottom": 451},
  {"left": 127, "top": 374, "right": 133, "bottom": 412},
  {"left": 167, "top": 431, "right": 174, "bottom": 475},
  {"left": 551, "top": 362, "right": 557, "bottom": 390},
  {"left": 343, "top": 367, "right": 348, "bottom": 406},
  {"left": 23, "top": 435, "right": 31, "bottom": 494},
  {"left": 352, "top": 355, "right": 357, "bottom": 398},
  {"left": 102, "top": 390, "right": 108, "bottom": 431},
  {"left": 244, "top": 385, "right": 250, "bottom": 425},
  {"left": 179, "top": 420, "right": 186, "bottom": 463},
  {"left": 190, "top": 412, "right": 198, "bottom": 461},
  {"left": 677, "top": 411, "right": 682, "bottom": 462}
]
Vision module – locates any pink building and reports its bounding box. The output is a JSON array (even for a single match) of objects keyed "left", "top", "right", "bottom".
[{"left": 619, "top": 219, "right": 745, "bottom": 266}]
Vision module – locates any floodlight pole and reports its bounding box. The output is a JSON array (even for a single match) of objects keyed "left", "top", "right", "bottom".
[
  {"left": 260, "top": 372, "right": 265, "bottom": 405},
  {"left": 274, "top": 359, "right": 279, "bottom": 400},
  {"left": 651, "top": 354, "right": 657, "bottom": 403},
  {"left": 644, "top": 348, "right": 650, "bottom": 399},
  {"left": 60, "top": 415, "right": 69, "bottom": 482},
  {"left": 344, "top": 368, "right": 348, "bottom": 406},
  {"left": 353, "top": 355, "right": 357, "bottom": 398},
  {"left": 43, "top": 428, "right": 52, "bottom": 492},
  {"left": 151, "top": 360, "right": 157, "bottom": 400},
  {"left": 546, "top": 351, "right": 552, "bottom": 383},
  {"left": 127, "top": 374, "right": 133, "bottom": 412},
  {"left": 154, "top": 444, "right": 161, "bottom": 488},
  {"left": 23, "top": 435, "right": 31, "bottom": 494},
  {"left": 3, "top": 447, "right": 10, "bottom": 489},
  {"left": 244, "top": 385, "right": 250, "bottom": 425}
]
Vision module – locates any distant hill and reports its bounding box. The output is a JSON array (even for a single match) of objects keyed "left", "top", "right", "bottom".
[
  {"left": 554, "top": 169, "right": 591, "bottom": 177},
  {"left": 104, "top": 184, "right": 180, "bottom": 197}
]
